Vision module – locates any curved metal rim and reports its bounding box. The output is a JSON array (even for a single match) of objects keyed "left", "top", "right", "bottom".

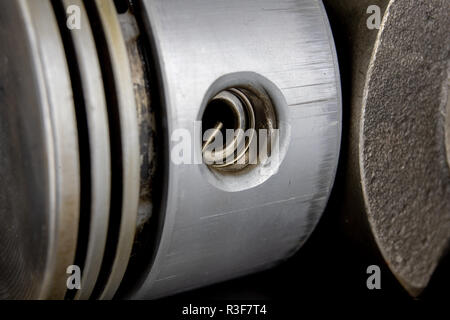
[
  {"left": 94, "top": 0, "right": 140, "bottom": 300},
  {"left": 21, "top": 0, "right": 81, "bottom": 300},
  {"left": 59, "top": 0, "right": 112, "bottom": 300}
]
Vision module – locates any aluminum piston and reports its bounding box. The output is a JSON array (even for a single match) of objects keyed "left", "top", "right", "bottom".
[{"left": 0, "top": 0, "right": 341, "bottom": 299}]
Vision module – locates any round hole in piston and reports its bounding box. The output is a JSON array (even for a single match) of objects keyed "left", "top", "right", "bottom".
[
  {"left": 199, "top": 73, "right": 290, "bottom": 192},
  {"left": 202, "top": 88, "right": 256, "bottom": 169}
]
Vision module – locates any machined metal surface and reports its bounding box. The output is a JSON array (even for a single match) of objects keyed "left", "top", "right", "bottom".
[
  {"left": 0, "top": 0, "right": 80, "bottom": 299},
  {"left": 128, "top": 0, "right": 342, "bottom": 299}
]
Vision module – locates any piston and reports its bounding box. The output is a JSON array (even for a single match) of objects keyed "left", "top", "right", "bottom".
[{"left": 0, "top": 0, "right": 342, "bottom": 299}]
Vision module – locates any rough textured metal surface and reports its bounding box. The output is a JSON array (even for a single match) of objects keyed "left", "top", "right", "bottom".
[
  {"left": 324, "top": 0, "right": 449, "bottom": 296},
  {"left": 129, "top": 0, "right": 341, "bottom": 299},
  {"left": 322, "top": 0, "right": 395, "bottom": 286},
  {"left": 118, "top": 8, "right": 156, "bottom": 233},
  {"left": 445, "top": 64, "right": 450, "bottom": 172},
  {"left": 360, "top": 0, "right": 450, "bottom": 296},
  {"left": 322, "top": 0, "right": 390, "bottom": 255},
  {"left": 0, "top": 0, "right": 80, "bottom": 299}
]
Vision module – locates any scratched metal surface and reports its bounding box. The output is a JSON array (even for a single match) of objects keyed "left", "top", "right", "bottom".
[{"left": 130, "top": 0, "right": 341, "bottom": 299}]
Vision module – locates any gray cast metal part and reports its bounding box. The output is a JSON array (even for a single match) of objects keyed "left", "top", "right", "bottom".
[
  {"left": 360, "top": 0, "right": 450, "bottom": 296},
  {"left": 324, "top": 0, "right": 450, "bottom": 296}
]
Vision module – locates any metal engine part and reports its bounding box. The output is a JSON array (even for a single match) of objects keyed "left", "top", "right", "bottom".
[
  {"left": 0, "top": 0, "right": 81, "bottom": 299},
  {"left": 0, "top": 0, "right": 341, "bottom": 299},
  {"left": 126, "top": 0, "right": 341, "bottom": 299},
  {"left": 324, "top": 0, "right": 450, "bottom": 296}
]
